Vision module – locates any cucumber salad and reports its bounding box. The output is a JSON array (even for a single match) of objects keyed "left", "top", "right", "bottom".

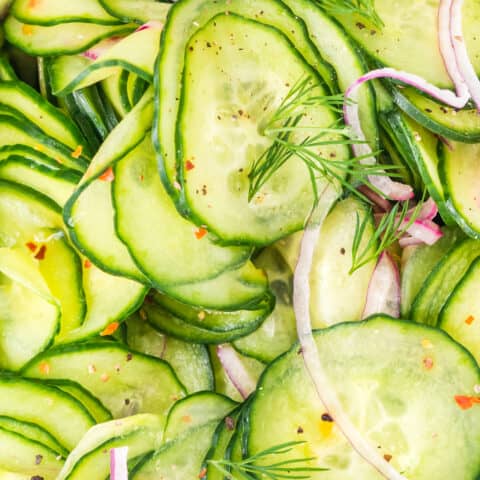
[{"left": 1, "top": 0, "right": 480, "bottom": 478}]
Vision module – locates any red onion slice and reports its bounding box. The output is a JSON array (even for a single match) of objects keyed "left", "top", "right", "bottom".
[
  {"left": 110, "top": 447, "right": 128, "bottom": 480},
  {"left": 438, "top": 0, "right": 469, "bottom": 98},
  {"left": 216, "top": 344, "right": 256, "bottom": 399},
  {"left": 398, "top": 236, "right": 424, "bottom": 248},
  {"left": 451, "top": 0, "right": 480, "bottom": 111},
  {"left": 135, "top": 20, "right": 164, "bottom": 32},
  {"left": 293, "top": 189, "right": 408, "bottom": 480},
  {"left": 82, "top": 36, "right": 124, "bottom": 61},
  {"left": 415, "top": 197, "right": 439, "bottom": 222},
  {"left": 357, "top": 185, "right": 393, "bottom": 212},
  {"left": 362, "top": 252, "right": 401, "bottom": 319},
  {"left": 404, "top": 219, "right": 443, "bottom": 246}
]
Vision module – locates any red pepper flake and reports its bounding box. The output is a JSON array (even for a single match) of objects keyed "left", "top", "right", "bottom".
[
  {"left": 384, "top": 454, "right": 392, "bottom": 463},
  {"left": 99, "top": 167, "right": 114, "bottom": 182},
  {"left": 194, "top": 227, "right": 208, "bottom": 240},
  {"left": 100, "top": 322, "right": 120, "bottom": 336},
  {"left": 182, "top": 415, "right": 192, "bottom": 423},
  {"left": 186, "top": 160, "right": 195, "bottom": 171},
  {"left": 465, "top": 315, "right": 475, "bottom": 325},
  {"left": 454, "top": 395, "right": 480, "bottom": 410},
  {"left": 26, "top": 242, "right": 37, "bottom": 252},
  {"left": 198, "top": 468, "right": 207, "bottom": 479},
  {"left": 34, "top": 245, "right": 47, "bottom": 260},
  {"left": 84, "top": 259, "right": 92, "bottom": 269},
  {"left": 100, "top": 373, "right": 110, "bottom": 382},
  {"left": 28, "top": 0, "right": 40, "bottom": 7},
  {"left": 71, "top": 145, "right": 83, "bottom": 159},
  {"left": 423, "top": 357, "right": 434, "bottom": 370},
  {"left": 39, "top": 362, "right": 50, "bottom": 375}
]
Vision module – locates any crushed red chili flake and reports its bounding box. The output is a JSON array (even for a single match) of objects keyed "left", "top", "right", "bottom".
[
  {"left": 465, "top": 315, "right": 475, "bottom": 325},
  {"left": 26, "top": 242, "right": 37, "bottom": 252},
  {"left": 195, "top": 227, "right": 208, "bottom": 240},
  {"left": 384, "top": 454, "right": 392, "bottom": 462},
  {"left": 198, "top": 467, "right": 207, "bottom": 479},
  {"left": 84, "top": 259, "right": 92, "bottom": 269},
  {"left": 99, "top": 167, "right": 115, "bottom": 182},
  {"left": 34, "top": 245, "right": 47, "bottom": 260},
  {"left": 71, "top": 145, "right": 83, "bottom": 159},
  {"left": 182, "top": 415, "right": 192, "bottom": 423},
  {"left": 455, "top": 395, "right": 480, "bottom": 410},
  {"left": 100, "top": 322, "right": 120, "bottom": 336},
  {"left": 423, "top": 357, "right": 434, "bottom": 370},
  {"left": 186, "top": 160, "right": 195, "bottom": 171},
  {"left": 28, "top": 0, "right": 40, "bottom": 8},
  {"left": 39, "top": 362, "right": 50, "bottom": 375},
  {"left": 100, "top": 373, "right": 110, "bottom": 382}
]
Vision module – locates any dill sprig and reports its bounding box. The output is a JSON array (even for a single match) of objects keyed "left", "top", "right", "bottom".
[
  {"left": 318, "top": 0, "right": 384, "bottom": 30},
  {"left": 208, "top": 440, "right": 326, "bottom": 480},
  {"left": 350, "top": 197, "right": 425, "bottom": 274}
]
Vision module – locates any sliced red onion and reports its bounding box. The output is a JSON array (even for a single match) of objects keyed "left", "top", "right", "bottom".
[
  {"left": 110, "top": 447, "right": 128, "bottom": 480},
  {"left": 451, "top": 0, "right": 480, "bottom": 111},
  {"left": 438, "top": 0, "right": 469, "bottom": 98},
  {"left": 216, "top": 344, "right": 256, "bottom": 399},
  {"left": 135, "top": 20, "right": 164, "bottom": 32},
  {"left": 293, "top": 191, "right": 408, "bottom": 480},
  {"left": 82, "top": 36, "right": 124, "bottom": 61},
  {"left": 407, "top": 197, "right": 438, "bottom": 222},
  {"left": 362, "top": 252, "right": 401, "bottom": 319},
  {"left": 357, "top": 185, "right": 392, "bottom": 212},
  {"left": 404, "top": 219, "right": 443, "bottom": 246},
  {"left": 398, "top": 236, "right": 424, "bottom": 248}
]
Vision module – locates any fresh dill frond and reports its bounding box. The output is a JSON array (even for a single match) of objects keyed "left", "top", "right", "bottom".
[
  {"left": 318, "top": 0, "right": 384, "bottom": 30},
  {"left": 207, "top": 440, "right": 327, "bottom": 480},
  {"left": 350, "top": 197, "right": 425, "bottom": 274}
]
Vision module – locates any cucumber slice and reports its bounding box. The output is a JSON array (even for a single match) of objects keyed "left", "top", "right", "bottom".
[
  {"left": 393, "top": 87, "right": 480, "bottom": 143},
  {"left": 0, "top": 53, "right": 17, "bottom": 82},
  {"left": 439, "top": 256, "right": 480, "bottom": 364},
  {"left": 12, "top": 0, "right": 121, "bottom": 26},
  {"left": 0, "top": 377, "right": 95, "bottom": 452},
  {"left": 47, "top": 381, "right": 112, "bottom": 424},
  {"left": 144, "top": 301, "right": 271, "bottom": 345},
  {"left": 0, "top": 157, "right": 79, "bottom": 207},
  {"left": 0, "top": 145, "right": 60, "bottom": 168},
  {"left": 401, "top": 227, "right": 463, "bottom": 318},
  {"left": 4, "top": 16, "right": 135, "bottom": 56},
  {"left": 101, "top": 71, "right": 129, "bottom": 119},
  {"left": 310, "top": 197, "right": 376, "bottom": 328},
  {"left": 178, "top": 14, "right": 347, "bottom": 244},
  {"left": 113, "top": 137, "right": 251, "bottom": 286},
  {"left": 58, "top": 414, "right": 164, "bottom": 480},
  {"left": 0, "top": 426, "right": 63, "bottom": 479},
  {"left": 334, "top": 0, "right": 480, "bottom": 89},
  {"left": 98, "top": 0, "right": 171, "bottom": 23},
  {"left": 52, "top": 25, "right": 162, "bottom": 95},
  {"left": 0, "top": 417, "right": 66, "bottom": 456},
  {"left": 22, "top": 342, "right": 186, "bottom": 419},
  {"left": 155, "top": 0, "right": 335, "bottom": 198},
  {"left": 411, "top": 239, "right": 480, "bottom": 326},
  {"left": 0, "top": 248, "right": 59, "bottom": 370},
  {"left": 233, "top": 247, "right": 297, "bottom": 363},
  {"left": 126, "top": 314, "right": 214, "bottom": 393},
  {"left": 131, "top": 392, "right": 236, "bottom": 479},
  {"left": 440, "top": 140, "right": 480, "bottom": 238},
  {"left": 247, "top": 316, "right": 480, "bottom": 479}
]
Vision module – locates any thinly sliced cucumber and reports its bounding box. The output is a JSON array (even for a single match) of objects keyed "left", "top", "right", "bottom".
[
  {"left": 126, "top": 314, "right": 214, "bottom": 393},
  {"left": 248, "top": 316, "right": 480, "bottom": 480},
  {"left": 22, "top": 342, "right": 186, "bottom": 419},
  {"left": 0, "top": 377, "right": 95, "bottom": 452},
  {"left": 53, "top": 25, "right": 162, "bottom": 95},
  {"left": 440, "top": 141, "right": 480, "bottom": 238},
  {"left": 0, "top": 248, "right": 59, "bottom": 370},
  {"left": 0, "top": 157, "right": 79, "bottom": 207},
  {"left": 411, "top": 239, "right": 480, "bottom": 326},
  {"left": 440, "top": 257, "right": 480, "bottom": 364},
  {"left": 132, "top": 392, "right": 236, "bottom": 479},
  {"left": 0, "top": 145, "right": 61, "bottom": 168},
  {"left": 145, "top": 301, "right": 270, "bottom": 345},
  {"left": 99, "top": 0, "right": 171, "bottom": 23},
  {"left": 0, "top": 416, "right": 66, "bottom": 456},
  {"left": 393, "top": 87, "right": 480, "bottom": 143},
  {"left": 0, "top": 115, "right": 87, "bottom": 172},
  {"left": 155, "top": 0, "right": 335, "bottom": 198},
  {"left": 101, "top": 71, "right": 129, "bottom": 119},
  {"left": 233, "top": 247, "right": 297, "bottom": 363},
  {"left": 0, "top": 82, "right": 89, "bottom": 154},
  {"left": 58, "top": 414, "right": 164, "bottom": 480},
  {"left": 113, "top": 137, "right": 251, "bottom": 286},
  {"left": 334, "top": 0, "right": 480, "bottom": 89},
  {"left": 4, "top": 16, "right": 135, "bottom": 56},
  {"left": 57, "top": 261, "right": 146, "bottom": 343},
  {"left": 401, "top": 228, "right": 463, "bottom": 318},
  {"left": 0, "top": 52, "right": 17, "bottom": 82},
  {"left": 12, "top": 0, "right": 121, "bottom": 26},
  {"left": 281, "top": 0, "right": 378, "bottom": 148},
  {"left": 0, "top": 426, "right": 63, "bottom": 478},
  {"left": 310, "top": 197, "right": 375, "bottom": 327},
  {"left": 178, "top": 14, "right": 347, "bottom": 244}
]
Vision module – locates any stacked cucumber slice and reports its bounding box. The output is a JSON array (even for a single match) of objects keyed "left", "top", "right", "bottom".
[{"left": 0, "top": 0, "right": 480, "bottom": 479}]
